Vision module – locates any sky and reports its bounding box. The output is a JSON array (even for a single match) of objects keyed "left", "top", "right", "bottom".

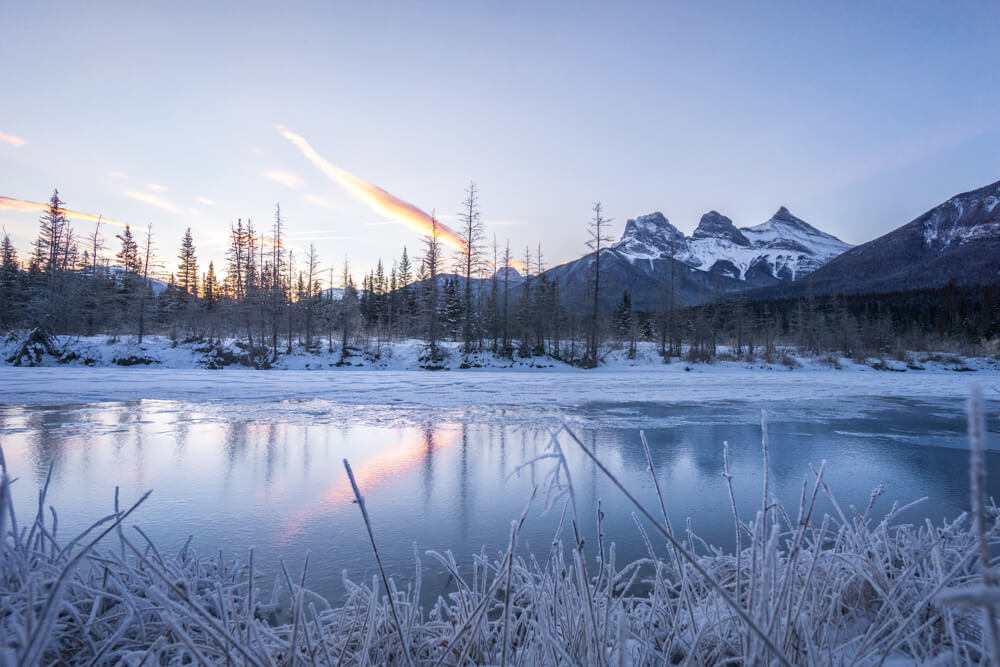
[{"left": 2, "top": 0, "right": 999, "bottom": 282}]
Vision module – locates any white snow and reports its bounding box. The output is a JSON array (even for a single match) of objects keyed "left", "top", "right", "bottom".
[
  {"left": 614, "top": 209, "right": 852, "bottom": 281},
  {"left": 2, "top": 339, "right": 997, "bottom": 410}
]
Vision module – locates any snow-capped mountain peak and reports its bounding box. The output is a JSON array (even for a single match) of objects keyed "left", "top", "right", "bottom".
[
  {"left": 920, "top": 179, "right": 1000, "bottom": 249},
  {"left": 611, "top": 206, "right": 852, "bottom": 284},
  {"left": 692, "top": 211, "right": 750, "bottom": 246},
  {"left": 613, "top": 212, "right": 685, "bottom": 259}
]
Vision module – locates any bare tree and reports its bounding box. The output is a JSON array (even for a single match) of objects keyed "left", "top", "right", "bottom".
[
  {"left": 138, "top": 223, "right": 156, "bottom": 343},
  {"left": 584, "top": 201, "right": 613, "bottom": 367},
  {"left": 456, "top": 182, "right": 485, "bottom": 354},
  {"left": 501, "top": 239, "right": 512, "bottom": 355},
  {"left": 304, "top": 243, "right": 320, "bottom": 348},
  {"left": 270, "top": 205, "right": 284, "bottom": 359}
]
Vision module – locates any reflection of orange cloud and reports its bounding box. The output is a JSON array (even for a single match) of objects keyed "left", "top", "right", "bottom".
[
  {"left": 0, "top": 196, "right": 128, "bottom": 228},
  {"left": 278, "top": 426, "right": 462, "bottom": 542},
  {"left": 276, "top": 125, "right": 465, "bottom": 251}
]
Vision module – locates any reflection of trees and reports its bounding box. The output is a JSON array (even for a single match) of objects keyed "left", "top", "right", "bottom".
[
  {"left": 221, "top": 421, "right": 250, "bottom": 493},
  {"left": 131, "top": 403, "right": 147, "bottom": 487},
  {"left": 422, "top": 422, "right": 435, "bottom": 507},
  {"left": 459, "top": 423, "right": 470, "bottom": 537},
  {"left": 172, "top": 410, "right": 189, "bottom": 458},
  {"left": 498, "top": 425, "right": 506, "bottom": 474},
  {"left": 302, "top": 424, "right": 312, "bottom": 476},
  {"left": 264, "top": 423, "right": 279, "bottom": 485},
  {"left": 223, "top": 422, "right": 249, "bottom": 464},
  {"left": 27, "top": 408, "right": 70, "bottom": 482}
]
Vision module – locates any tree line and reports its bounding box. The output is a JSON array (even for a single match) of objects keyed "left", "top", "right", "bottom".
[
  {"left": 2, "top": 188, "right": 997, "bottom": 368},
  {"left": 0, "top": 186, "right": 601, "bottom": 367}
]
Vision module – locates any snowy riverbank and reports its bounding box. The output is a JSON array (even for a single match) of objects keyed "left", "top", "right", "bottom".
[
  {"left": 2, "top": 356, "right": 998, "bottom": 410},
  {"left": 4, "top": 333, "right": 999, "bottom": 374}
]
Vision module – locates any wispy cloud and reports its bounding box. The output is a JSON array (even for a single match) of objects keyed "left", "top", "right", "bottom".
[
  {"left": 123, "top": 189, "right": 180, "bottom": 214},
  {"left": 195, "top": 196, "right": 216, "bottom": 206},
  {"left": 487, "top": 219, "right": 527, "bottom": 227},
  {"left": 0, "top": 196, "right": 127, "bottom": 227},
  {"left": 262, "top": 170, "right": 303, "bottom": 189},
  {"left": 276, "top": 125, "right": 465, "bottom": 250},
  {"left": 107, "top": 171, "right": 127, "bottom": 179},
  {"left": 0, "top": 131, "right": 26, "bottom": 148},
  {"left": 303, "top": 193, "right": 333, "bottom": 209},
  {"left": 146, "top": 183, "right": 167, "bottom": 192}
]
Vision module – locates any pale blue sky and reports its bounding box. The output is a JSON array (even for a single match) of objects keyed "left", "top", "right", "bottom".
[{"left": 2, "top": 1, "right": 998, "bottom": 279}]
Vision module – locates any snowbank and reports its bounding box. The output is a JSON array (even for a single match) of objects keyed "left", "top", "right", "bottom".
[{"left": 1, "top": 333, "right": 997, "bottom": 410}]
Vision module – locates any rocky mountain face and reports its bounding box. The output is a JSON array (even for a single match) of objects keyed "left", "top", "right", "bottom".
[
  {"left": 758, "top": 179, "right": 1000, "bottom": 298},
  {"left": 613, "top": 207, "right": 852, "bottom": 284},
  {"left": 541, "top": 206, "right": 852, "bottom": 310}
]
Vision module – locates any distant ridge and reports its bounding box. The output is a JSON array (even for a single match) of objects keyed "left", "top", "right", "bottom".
[{"left": 751, "top": 179, "right": 1000, "bottom": 299}]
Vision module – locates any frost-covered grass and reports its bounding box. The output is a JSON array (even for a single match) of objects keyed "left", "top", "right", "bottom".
[{"left": 1, "top": 394, "right": 998, "bottom": 664}]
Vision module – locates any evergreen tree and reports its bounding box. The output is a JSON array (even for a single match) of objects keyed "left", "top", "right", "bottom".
[
  {"left": 0, "top": 232, "right": 21, "bottom": 326},
  {"left": 32, "top": 189, "right": 71, "bottom": 276},
  {"left": 615, "top": 290, "right": 633, "bottom": 336},
  {"left": 177, "top": 228, "right": 199, "bottom": 298},
  {"left": 398, "top": 246, "right": 416, "bottom": 334},
  {"left": 441, "top": 276, "right": 463, "bottom": 338},
  {"left": 203, "top": 261, "right": 220, "bottom": 309},
  {"left": 116, "top": 226, "right": 142, "bottom": 279},
  {"left": 421, "top": 214, "right": 444, "bottom": 363}
]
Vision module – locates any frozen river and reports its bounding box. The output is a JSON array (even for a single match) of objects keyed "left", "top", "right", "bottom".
[{"left": 1, "top": 368, "right": 998, "bottom": 604}]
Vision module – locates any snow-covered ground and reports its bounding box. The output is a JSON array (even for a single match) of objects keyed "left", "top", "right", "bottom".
[{"left": 2, "top": 345, "right": 998, "bottom": 410}]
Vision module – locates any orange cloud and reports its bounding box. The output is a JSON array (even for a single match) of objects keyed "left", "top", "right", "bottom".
[
  {"left": 262, "top": 169, "right": 303, "bottom": 189},
  {"left": 0, "top": 131, "right": 26, "bottom": 148},
  {"left": 0, "top": 196, "right": 128, "bottom": 228},
  {"left": 303, "top": 193, "right": 333, "bottom": 209},
  {"left": 124, "top": 189, "right": 180, "bottom": 214},
  {"left": 276, "top": 125, "right": 465, "bottom": 250}
]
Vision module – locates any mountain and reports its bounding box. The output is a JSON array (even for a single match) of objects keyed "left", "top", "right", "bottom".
[
  {"left": 757, "top": 179, "right": 1000, "bottom": 297},
  {"left": 539, "top": 206, "right": 851, "bottom": 310},
  {"left": 614, "top": 208, "right": 852, "bottom": 285},
  {"left": 540, "top": 248, "right": 743, "bottom": 312}
]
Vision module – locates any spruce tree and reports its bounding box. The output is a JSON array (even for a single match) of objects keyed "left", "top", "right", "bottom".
[
  {"left": 177, "top": 228, "right": 198, "bottom": 298},
  {"left": 421, "top": 215, "right": 444, "bottom": 363},
  {"left": 203, "top": 261, "right": 220, "bottom": 308},
  {"left": 116, "top": 226, "right": 141, "bottom": 279},
  {"left": 33, "top": 189, "right": 70, "bottom": 276},
  {"left": 0, "top": 232, "right": 21, "bottom": 326}
]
